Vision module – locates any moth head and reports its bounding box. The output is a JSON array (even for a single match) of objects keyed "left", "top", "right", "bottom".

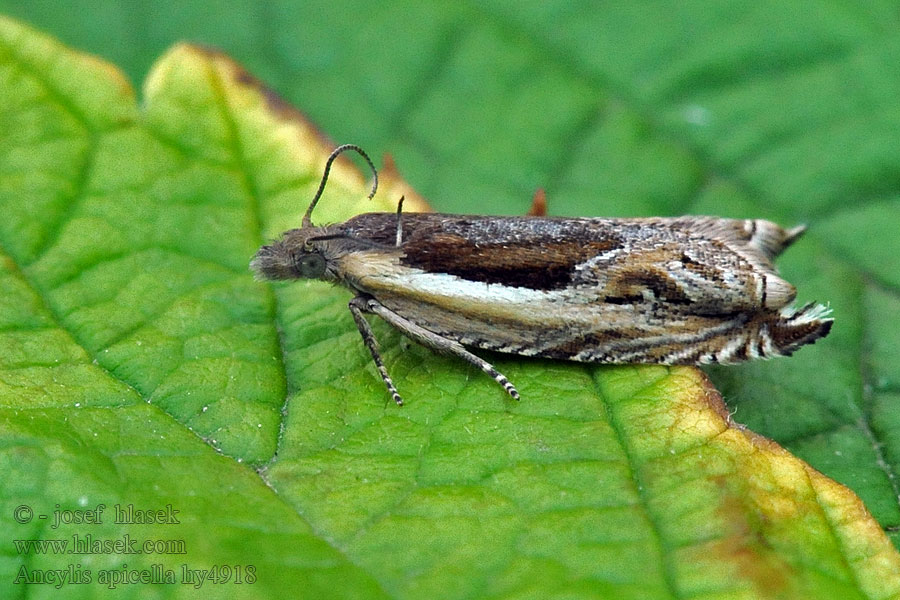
[
  {"left": 250, "top": 229, "right": 332, "bottom": 281},
  {"left": 251, "top": 144, "right": 380, "bottom": 282}
]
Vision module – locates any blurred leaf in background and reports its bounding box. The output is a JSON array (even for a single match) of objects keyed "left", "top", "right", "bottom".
[{"left": 0, "top": 2, "right": 899, "bottom": 599}]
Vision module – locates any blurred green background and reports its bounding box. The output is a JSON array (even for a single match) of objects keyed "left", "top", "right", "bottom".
[
  {"left": 4, "top": 1, "right": 898, "bottom": 219},
  {"left": 2, "top": 0, "right": 899, "bottom": 543},
  {"left": 8, "top": 0, "right": 883, "bottom": 218}
]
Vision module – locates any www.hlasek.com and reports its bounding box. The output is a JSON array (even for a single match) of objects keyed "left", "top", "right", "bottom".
[{"left": 14, "top": 534, "right": 185, "bottom": 556}]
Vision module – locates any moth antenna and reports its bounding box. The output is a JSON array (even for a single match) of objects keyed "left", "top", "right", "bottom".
[
  {"left": 306, "top": 233, "right": 397, "bottom": 250},
  {"left": 395, "top": 195, "right": 405, "bottom": 247},
  {"left": 302, "top": 144, "right": 379, "bottom": 227}
]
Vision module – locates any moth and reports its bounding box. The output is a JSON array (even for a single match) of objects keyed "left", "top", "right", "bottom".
[{"left": 252, "top": 144, "right": 833, "bottom": 405}]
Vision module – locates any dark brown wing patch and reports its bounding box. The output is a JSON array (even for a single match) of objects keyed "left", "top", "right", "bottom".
[
  {"left": 401, "top": 233, "right": 619, "bottom": 290},
  {"left": 341, "top": 213, "right": 624, "bottom": 291}
]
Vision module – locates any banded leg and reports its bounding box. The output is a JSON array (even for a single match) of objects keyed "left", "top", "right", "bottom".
[
  {"left": 359, "top": 296, "right": 520, "bottom": 401},
  {"left": 348, "top": 297, "right": 404, "bottom": 405}
]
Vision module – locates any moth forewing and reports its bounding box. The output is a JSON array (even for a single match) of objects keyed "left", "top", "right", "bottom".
[{"left": 251, "top": 145, "right": 832, "bottom": 405}]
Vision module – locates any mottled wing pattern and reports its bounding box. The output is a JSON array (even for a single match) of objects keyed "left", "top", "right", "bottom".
[
  {"left": 341, "top": 213, "right": 794, "bottom": 312},
  {"left": 665, "top": 216, "right": 806, "bottom": 261},
  {"left": 335, "top": 213, "right": 831, "bottom": 366}
]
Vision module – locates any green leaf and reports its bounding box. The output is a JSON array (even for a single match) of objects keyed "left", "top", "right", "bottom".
[{"left": 0, "top": 7, "right": 898, "bottom": 600}]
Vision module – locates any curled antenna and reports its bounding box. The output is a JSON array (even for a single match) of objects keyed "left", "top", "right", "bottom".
[{"left": 302, "top": 144, "right": 378, "bottom": 227}]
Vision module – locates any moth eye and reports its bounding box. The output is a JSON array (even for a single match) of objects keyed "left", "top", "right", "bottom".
[{"left": 295, "top": 252, "right": 326, "bottom": 278}]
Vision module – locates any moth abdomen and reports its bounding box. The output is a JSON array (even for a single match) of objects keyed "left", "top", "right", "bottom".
[
  {"left": 759, "top": 303, "right": 834, "bottom": 357},
  {"left": 680, "top": 303, "right": 833, "bottom": 365}
]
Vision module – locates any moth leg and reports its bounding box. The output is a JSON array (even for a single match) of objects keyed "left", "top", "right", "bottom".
[
  {"left": 348, "top": 297, "right": 404, "bottom": 406},
  {"left": 361, "top": 297, "right": 521, "bottom": 401}
]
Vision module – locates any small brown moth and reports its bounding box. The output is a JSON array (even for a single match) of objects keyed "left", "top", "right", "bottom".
[{"left": 252, "top": 144, "right": 833, "bottom": 405}]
